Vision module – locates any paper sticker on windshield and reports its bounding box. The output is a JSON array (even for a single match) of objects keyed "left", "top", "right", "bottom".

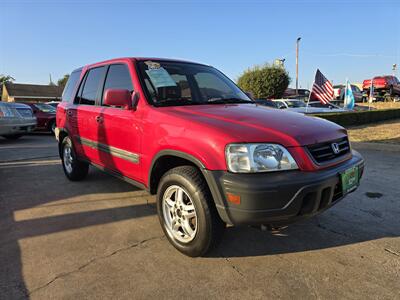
[
  {"left": 144, "top": 61, "right": 161, "bottom": 69},
  {"left": 146, "top": 67, "right": 177, "bottom": 88}
]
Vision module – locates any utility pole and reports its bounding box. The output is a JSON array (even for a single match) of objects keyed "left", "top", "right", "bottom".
[
  {"left": 296, "top": 37, "right": 301, "bottom": 94},
  {"left": 393, "top": 64, "right": 397, "bottom": 76}
]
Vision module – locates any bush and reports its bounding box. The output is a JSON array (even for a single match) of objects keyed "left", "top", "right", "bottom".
[
  {"left": 313, "top": 109, "right": 400, "bottom": 127},
  {"left": 237, "top": 64, "right": 290, "bottom": 99}
]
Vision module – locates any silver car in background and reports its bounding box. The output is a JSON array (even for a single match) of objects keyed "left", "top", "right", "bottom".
[
  {"left": 272, "top": 99, "right": 348, "bottom": 114},
  {"left": 0, "top": 102, "right": 37, "bottom": 139}
]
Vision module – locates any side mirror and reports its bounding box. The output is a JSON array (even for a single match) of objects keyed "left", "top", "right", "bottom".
[{"left": 103, "top": 89, "right": 134, "bottom": 110}]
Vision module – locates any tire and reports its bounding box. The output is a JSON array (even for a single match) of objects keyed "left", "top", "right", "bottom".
[
  {"left": 2, "top": 134, "right": 23, "bottom": 140},
  {"left": 48, "top": 120, "right": 56, "bottom": 134},
  {"left": 156, "top": 166, "right": 225, "bottom": 257},
  {"left": 389, "top": 86, "right": 394, "bottom": 97},
  {"left": 61, "top": 136, "right": 89, "bottom": 181}
]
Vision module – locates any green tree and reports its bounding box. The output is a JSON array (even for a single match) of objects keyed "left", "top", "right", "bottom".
[
  {"left": 237, "top": 64, "right": 290, "bottom": 99},
  {"left": 0, "top": 74, "right": 15, "bottom": 85},
  {"left": 57, "top": 74, "right": 70, "bottom": 89},
  {"left": 0, "top": 75, "right": 15, "bottom": 99}
]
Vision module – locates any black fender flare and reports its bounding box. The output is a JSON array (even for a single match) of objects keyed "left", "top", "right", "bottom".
[{"left": 148, "top": 150, "right": 225, "bottom": 209}]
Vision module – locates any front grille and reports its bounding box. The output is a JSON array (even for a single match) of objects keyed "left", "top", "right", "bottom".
[
  {"left": 16, "top": 108, "right": 33, "bottom": 118},
  {"left": 307, "top": 137, "right": 350, "bottom": 163}
]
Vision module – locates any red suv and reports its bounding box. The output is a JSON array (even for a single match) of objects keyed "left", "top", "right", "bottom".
[
  {"left": 56, "top": 58, "right": 364, "bottom": 257},
  {"left": 362, "top": 75, "right": 400, "bottom": 97}
]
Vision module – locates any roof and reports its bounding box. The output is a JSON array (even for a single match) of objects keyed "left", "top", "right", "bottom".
[
  {"left": 4, "top": 82, "right": 63, "bottom": 98},
  {"left": 83, "top": 57, "right": 208, "bottom": 70},
  {"left": 2, "top": 102, "right": 32, "bottom": 109}
]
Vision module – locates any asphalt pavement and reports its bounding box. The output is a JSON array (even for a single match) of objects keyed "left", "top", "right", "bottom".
[{"left": 0, "top": 135, "right": 399, "bottom": 299}]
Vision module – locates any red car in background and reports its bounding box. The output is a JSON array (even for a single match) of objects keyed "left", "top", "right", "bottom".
[
  {"left": 362, "top": 75, "right": 400, "bottom": 97},
  {"left": 23, "top": 103, "right": 57, "bottom": 133}
]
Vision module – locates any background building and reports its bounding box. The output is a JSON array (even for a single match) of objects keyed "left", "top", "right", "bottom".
[{"left": 1, "top": 82, "right": 62, "bottom": 103}]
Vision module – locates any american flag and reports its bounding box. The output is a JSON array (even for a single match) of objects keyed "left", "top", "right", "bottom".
[{"left": 311, "top": 69, "right": 333, "bottom": 104}]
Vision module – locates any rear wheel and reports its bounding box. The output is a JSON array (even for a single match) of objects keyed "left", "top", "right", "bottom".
[
  {"left": 2, "top": 134, "right": 23, "bottom": 140},
  {"left": 48, "top": 120, "right": 56, "bottom": 134},
  {"left": 157, "top": 166, "right": 225, "bottom": 257},
  {"left": 389, "top": 86, "right": 395, "bottom": 97},
  {"left": 61, "top": 136, "right": 89, "bottom": 181}
]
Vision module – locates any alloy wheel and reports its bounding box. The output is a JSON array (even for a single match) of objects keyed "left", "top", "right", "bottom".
[{"left": 162, "top": 185, "right": 198, "bottom": 243}]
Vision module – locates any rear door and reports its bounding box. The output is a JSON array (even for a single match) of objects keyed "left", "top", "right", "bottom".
[
  {"left": 96, "top": 63, "right": 142, "bottom": 182},
  {"left": 72, "top": 66, "right": 107, "bottom": 164}
]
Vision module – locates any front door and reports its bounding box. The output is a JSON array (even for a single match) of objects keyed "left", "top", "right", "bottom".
[{"left": 96, "top": 63, "right": 142, "bottom": 182}]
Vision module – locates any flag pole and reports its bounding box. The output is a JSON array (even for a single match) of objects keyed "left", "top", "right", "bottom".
[
  {"left": 306, "top": 69, "right": 315, "bottom": 113},
  {"left": 306, "top": 84, "right": 312, "bottom": 113},
  {"left": 344, "top": 78, "right": 348, "bottom": 108}
]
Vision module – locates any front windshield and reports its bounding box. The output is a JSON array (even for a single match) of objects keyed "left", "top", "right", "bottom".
[
  {"left": 34, "top": 103, "right": 56, "bottom": 113},
  {"left": 137, "top": 60, "right": 252, "bottom": 106},
  {"left": 286, "top": 100, "right": 306, "bottom": 108}
]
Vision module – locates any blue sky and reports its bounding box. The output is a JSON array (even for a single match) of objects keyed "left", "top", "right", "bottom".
[{"left": 1, "top": 0, "right": 399, "bottom": 88}]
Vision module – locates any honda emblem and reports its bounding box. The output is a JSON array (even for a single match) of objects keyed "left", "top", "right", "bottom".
[{"left": 331, "top": 143, "right": 340, "bottom": 154}]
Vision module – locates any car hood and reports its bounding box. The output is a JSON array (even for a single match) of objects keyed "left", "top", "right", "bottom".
[{"left": 164, "top": 104, "right": 347, "bottom": 147}]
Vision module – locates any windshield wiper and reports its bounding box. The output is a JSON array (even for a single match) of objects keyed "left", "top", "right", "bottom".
[
  {"left": 155, "top": 98, "right": 200, "bottom": 107},
  {"left": 207, "top": 97, "right": 253, "bottom": 104}
]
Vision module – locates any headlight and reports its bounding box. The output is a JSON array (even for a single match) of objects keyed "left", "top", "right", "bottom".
[{"left": 225, "top": 143, "right": 298, "bottom": 173}]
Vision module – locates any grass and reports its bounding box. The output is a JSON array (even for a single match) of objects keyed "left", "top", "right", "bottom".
[
  {"left": 347, "top": 119, "right": 400, "bottom": 144},
  {"left": 357, "top": 102, "right": 400, "bottom": 110}
]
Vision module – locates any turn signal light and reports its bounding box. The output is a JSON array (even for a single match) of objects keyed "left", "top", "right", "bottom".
[{"left": 226, "top": 193, "right": 241, "bottom": 205}]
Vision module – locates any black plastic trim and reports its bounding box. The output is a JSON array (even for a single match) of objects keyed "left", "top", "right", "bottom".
[{"left": 206, "top": 150, "right": 364, "bottom": 226}]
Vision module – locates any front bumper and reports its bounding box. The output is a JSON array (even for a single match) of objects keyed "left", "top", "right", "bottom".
[{"left": 204, "top": 150, "right": 364, "bottom": 226}]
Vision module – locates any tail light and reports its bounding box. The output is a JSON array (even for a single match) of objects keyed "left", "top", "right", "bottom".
[{"left": 373, "top": 78, "right": 386, "bottom": 86}]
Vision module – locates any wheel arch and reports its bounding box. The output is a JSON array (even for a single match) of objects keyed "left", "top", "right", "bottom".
[
  {"left": 148, "top": 150, "right": 206, "bottom": 195},
  {"left": 57, "top": 127, "right": 70, "bottom": 158}
]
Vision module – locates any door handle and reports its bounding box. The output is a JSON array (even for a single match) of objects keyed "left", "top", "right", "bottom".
[{"left": 95, "top": 116, "right": 103, "bottom": 123}]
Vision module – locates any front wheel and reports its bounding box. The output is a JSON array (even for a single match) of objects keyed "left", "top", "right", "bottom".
[
  {"left": 157, "top": 166, "right": 225, "bottom": 257},
  {"left": 61, "top": 136, "right": 89, "bottom": 181}
]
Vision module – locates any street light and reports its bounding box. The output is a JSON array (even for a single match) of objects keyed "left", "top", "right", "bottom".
[
  {"left": 296, "top": 37, "right": 301, "bottom": 94},
  {"left": 274, "top": 58, "right": 286, "bottom": 68}
]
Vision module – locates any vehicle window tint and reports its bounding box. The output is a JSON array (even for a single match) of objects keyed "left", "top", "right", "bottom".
[
  {"left": 195, "top": 72, "right": 232, "bottom": 99},
  {"left": 80, "top": 67, "right": 106, "bottom": 105},
  {"left": 171, "top": 74, "right": 191, "bottom": 99},
  {"left": 102, "top": 64, "right": 134, "bottom": 104},
  {"left": 62, "top": 70, "right": 81, "bottom": 102},
  {"left": 352, "top": 86, "right": 360, "bottom": 93}
]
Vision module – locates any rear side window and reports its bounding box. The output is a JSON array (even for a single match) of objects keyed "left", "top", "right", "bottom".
[
  {"left": 101, "top": 64, "right": 133, "bottom": 103},
  {"left": 62, "top": 70, "right": 81, "bottom": 102},
  {"left": 78, "top": 67, "right": 106, "bottom": 105}
]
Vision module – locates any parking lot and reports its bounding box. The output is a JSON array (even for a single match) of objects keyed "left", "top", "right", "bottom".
[{"left": 0, "top": 135, "right": 399, "bottom": 299}]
